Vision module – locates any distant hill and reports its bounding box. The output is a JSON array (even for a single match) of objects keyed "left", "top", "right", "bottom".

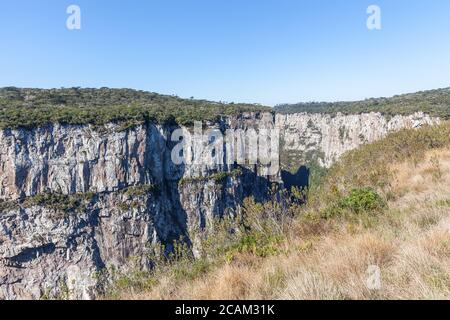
[
  {"left": 0, "top": 87, "right": 270, "bottom": 129},
  {"left": 275, "top": 87, "right": 450, "bottom": 119}
]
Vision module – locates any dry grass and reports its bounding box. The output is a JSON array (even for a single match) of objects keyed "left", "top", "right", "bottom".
[
  {"left": 391, "top": 148, "right": 450, "bottom": 208},
  {"left": 110, "top": 146, "right": 450, "bottom": 300}
]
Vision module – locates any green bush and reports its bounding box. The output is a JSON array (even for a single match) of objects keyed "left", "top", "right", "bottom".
[
  {"left": 18, "top": 192, "right": 93, "bottom": 213},
  {"left": 123, "top": 184, "right": 158, "bottom": 197},
  {"left": 339, "top": 188, "right": 386, "bottom": 214},
  {"left": 318, "top": 188, "right": 386, "bottom": 220},
  {"left": 172, "top": 258, "right": 211, "bottom": 281},
  {"left": 179, "top": 168, "right": 243, "bottom": 186},
  {"left": 225, "top": 233, "right": 283, "bottom": 260}
]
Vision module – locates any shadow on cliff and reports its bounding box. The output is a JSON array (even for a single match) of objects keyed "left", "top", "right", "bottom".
[
  {"left": 153, "top": 124, "right": 282, "bottom": 259},
  {"left": 239, "top": 165, "right": 277, "bottom": 202},
  {"left": 157, "top": 123, "right": 191, "bottom": 257},
  {"left": 281, "top": 166, "right": 310, "bottom": 190}
]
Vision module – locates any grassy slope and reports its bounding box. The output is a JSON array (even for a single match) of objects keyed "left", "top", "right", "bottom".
[
  {"left": 0, "top": 87, "right": 270, "bottom": 129},
  {"left": 104, "top": 122, "right": 450, "bottom": 300},
  {"left": 275, "top": 87, "right": 450, "bottom": 119}
]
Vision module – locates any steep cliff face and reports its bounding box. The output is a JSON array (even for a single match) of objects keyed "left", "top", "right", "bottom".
[
  {"left": 276, "top": 112, "right": 441, "bottom": 169},
  {"left": 0, "top": 109, "right": 442, "bottom": 300},
  {"left": 0, "top": 112, "right": 280, "bottom": 300}
]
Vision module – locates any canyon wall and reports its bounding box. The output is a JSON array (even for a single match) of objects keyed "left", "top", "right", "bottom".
[
  {"left": 0, "top": 110, "right": 441, "bottom": 300},
  {"left": 276, "top": 112, "right": 440, "bottom": 170},
  {"left": 0, "top": 112, "right": 280, "bottom": 300}
]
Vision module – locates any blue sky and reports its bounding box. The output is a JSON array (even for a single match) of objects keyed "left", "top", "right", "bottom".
[{"left": 0, "top": 0, "right": 449, "bottom": 105}]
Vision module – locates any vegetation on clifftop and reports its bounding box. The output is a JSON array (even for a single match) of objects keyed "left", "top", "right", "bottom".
[
  {"left": 0, "top": 87, "right": 270, "bottom": 129},
  {"left": 275, "top": 87, "right": 450, "bottom": 118},
  {"left": 3, "top": 87, "right": 450, "bottom": 130}
]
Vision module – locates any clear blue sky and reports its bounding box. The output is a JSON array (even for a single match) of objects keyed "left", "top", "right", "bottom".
[{"left": 1, "top": 0, "right": 449, "bottom": 105}]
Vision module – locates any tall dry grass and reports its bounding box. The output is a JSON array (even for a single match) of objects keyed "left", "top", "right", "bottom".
[{"left": 107, "top": 124, "right": 450, "bottom": 300}]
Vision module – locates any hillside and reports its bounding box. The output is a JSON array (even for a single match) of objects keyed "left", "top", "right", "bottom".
[
  {"left": 105, "top": 121, "right": 450, "bottom": 300},
  {"left": 0, "top": 87, "right": 270, "bottom": 129},
  {"left": 275, "top": 87, "right": 450, "bottom": 119}
]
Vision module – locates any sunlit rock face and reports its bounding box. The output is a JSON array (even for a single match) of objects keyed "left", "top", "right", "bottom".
[
  {"left": 0, "top": 110, "right": 440, "bottom": 299},
  {"left": 276, "top": 112, "right": 440, "bottom": 169},
  {"left": 0, "top": 112, "right": 281, "bottom": 300}
]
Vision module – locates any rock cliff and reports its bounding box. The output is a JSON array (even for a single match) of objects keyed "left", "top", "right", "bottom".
[
  {"left": 0, "top": 112, "right": 280, "bottom": 299},
  {"left": 0, "top": 110, "right": 441, "bottom": 300},
  {"left": 276, "top": 112, "right": 440, "bottom": 169}
]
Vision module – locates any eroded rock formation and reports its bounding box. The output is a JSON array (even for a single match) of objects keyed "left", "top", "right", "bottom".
[
  {"left": 276, "top": 112, "right": 440, "bottom": 168},
  {"left": 0, "top": 110, "right": 440, "bottom": 299},
  {"left": 0, "top": 113, "right": 280, "bottom": 299}
]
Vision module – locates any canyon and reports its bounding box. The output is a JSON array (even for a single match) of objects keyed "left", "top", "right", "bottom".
[{"left": 0, "top": 110, "right": 440, "bottom": 299}]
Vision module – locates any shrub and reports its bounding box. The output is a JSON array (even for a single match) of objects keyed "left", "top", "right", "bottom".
[
  {"left": 225, "top": 233, "right": 283, "bottom": 261},
  {"left": 179, "top": 168, "right": 243, "bottom": 186},
  {"left": 339, "top": 188, "right": 386, "bottom": 214},
  {"left": 123, "top": 184, "right": 158, "bottom": 197},
  {"left": 23, "top": 192, "right": 94, "bottom": 214}
]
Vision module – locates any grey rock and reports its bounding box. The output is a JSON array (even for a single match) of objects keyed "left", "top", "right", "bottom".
[
  {"left": 0, "top": 112, "right": 280, "bottom": 300},
  {"left": 276, "top": 112, "right": 440, "bottom": 168},
  {"left": 0, "top": 110, "right": 439, "bottom": 299}
]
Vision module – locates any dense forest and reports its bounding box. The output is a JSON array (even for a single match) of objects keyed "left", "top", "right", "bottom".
[
  {"left": 275, "top": 87, "right": 450, "bottom": 118},
  {"left": 0, "top": 87, "right": 270, "bottom": 129}
]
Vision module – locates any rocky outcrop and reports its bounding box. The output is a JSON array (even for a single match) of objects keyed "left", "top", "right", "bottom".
[
  {"left": 0, "top": 109, "right": 442, "bottom": 300},
  {"left": 276, "top": 112, "right": 440, "bottom": 169},
  {"left": 0, "top": 112, "right": 280, "bottom": 300}
]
